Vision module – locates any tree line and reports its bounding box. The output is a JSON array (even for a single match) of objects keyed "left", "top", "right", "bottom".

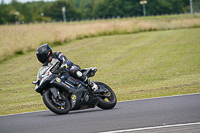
[{"left": 0, "top": 0, "right": 198, "bottom": 24}]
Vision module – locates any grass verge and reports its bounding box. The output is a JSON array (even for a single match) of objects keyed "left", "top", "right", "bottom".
[
  {"left": 0, "top": 14, "right": 200, "bottom": 63},
  {"left": 0, "top": 28, "right": 200, "bottom": 115}
]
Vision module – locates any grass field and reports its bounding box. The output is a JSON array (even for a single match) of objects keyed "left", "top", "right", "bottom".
[
  {"left": 0, "top": 27, "right": 200, "bottom": 115},
  {"left": 0, "top": 14, "right": 200, "bottom": 62}
]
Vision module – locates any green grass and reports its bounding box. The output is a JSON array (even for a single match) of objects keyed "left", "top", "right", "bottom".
[
  {"left": 1, "top": 14, "right": 200, "bottom": 63},
  {"left": 0, "top": 28, "right": 200, "bottom": 115}
]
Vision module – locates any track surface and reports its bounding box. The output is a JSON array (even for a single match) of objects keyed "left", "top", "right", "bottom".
[{"left": 1, "top": 93, "right": 200, "bottom": 133}]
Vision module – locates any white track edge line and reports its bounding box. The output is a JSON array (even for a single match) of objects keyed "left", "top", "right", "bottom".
[
  {"left": 100, "top": 122, "right": 200, "bottom": 133},
  {"left": 0, "top": 110, "right": 49, "bottom": 117},
  {"left": 118, "top": 93, "right": 200, "bottom": 103}
]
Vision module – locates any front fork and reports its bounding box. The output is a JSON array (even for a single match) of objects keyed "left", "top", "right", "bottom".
[{"left": 49, "top": 87, "right": 66, "bottom": 100}]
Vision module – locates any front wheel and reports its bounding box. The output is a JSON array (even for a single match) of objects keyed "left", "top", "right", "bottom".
[
  {"left": 43, "top": 90, "right": 70, "bottom": 115},
  {"left": 96, "top": 82, "right": 117, "bottom": 109}
]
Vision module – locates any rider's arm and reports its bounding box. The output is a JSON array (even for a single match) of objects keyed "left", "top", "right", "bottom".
[
  {"left": 52, "top": 52, "right": 73, "bottom": 68},
  {"left": 52, "top": 52, "right": 81, "bottom": 71}
]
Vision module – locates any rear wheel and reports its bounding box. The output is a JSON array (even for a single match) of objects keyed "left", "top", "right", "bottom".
[
  {"left": 43, "top": 90, "right": 70, "bottom": 115},
  {"left": 96, "top": 82, "right": 117, "bottom": 109}
]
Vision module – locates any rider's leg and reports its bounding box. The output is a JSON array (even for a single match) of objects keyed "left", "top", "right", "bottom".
[{"left": 70, "top": 69, "right": 98, "bottom": 91}]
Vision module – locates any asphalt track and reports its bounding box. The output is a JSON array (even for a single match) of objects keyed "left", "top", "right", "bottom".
[{"left": 1, "top": 93, "right": 200, "bottom": 133}]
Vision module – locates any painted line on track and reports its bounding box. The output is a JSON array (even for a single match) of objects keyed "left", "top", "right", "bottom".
[
  {"left": 0, "top": 110, "right": 49, "bottom": 117},
  {"left": 1, "top": 93, "right": 200, "bottom": 117},
  {"left": 119, "top": 93, "right": 200, "bottom": 103},
  {"left": 100, "top": 122, "right": 200, "bottom": 133}
]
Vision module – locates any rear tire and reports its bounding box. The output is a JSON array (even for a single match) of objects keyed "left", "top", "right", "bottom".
[
  {"left": 96, "top": 82, "right": 117, "bottom": 109},
  {"left": 43, "top": 90, "right": 70, "bottom": 115}
]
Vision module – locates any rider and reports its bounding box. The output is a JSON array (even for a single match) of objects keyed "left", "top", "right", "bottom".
[{"left": 35, "top": 43, "right": 98, "bottom": 91}]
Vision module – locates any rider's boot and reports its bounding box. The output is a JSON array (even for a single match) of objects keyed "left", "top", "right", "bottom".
[
  {"left": 75, "top": 70, "right": 98, "bottom": 91},
  {"left": 88, "top": 79, "right": 98, "bottom": 91}
]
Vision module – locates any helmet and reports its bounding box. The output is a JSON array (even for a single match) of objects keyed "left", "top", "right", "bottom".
[{"left": 36, "top": 44, "right": 52, "bottom": 63}]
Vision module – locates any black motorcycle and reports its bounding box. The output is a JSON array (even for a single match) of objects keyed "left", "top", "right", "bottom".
[{"left": 32, "top": 61, "right": 117, "bottom": 115}]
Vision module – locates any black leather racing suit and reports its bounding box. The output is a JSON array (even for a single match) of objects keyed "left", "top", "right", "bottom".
[{"left": 36, "top": 52, "right": 90, "bottom": 85}]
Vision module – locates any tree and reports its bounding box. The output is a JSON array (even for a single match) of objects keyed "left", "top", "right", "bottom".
[
  {"left": 44, "top": 1, "right": 80, "bottom": 21},
  {"left": 0, "top": 0, "right": 194, "bottom": 24},
  {"left": 93, "top": 0, "right": 142, "bottom": 18},
  {"left": 0, "top": 2, "right": 9, "bottom": 24},
  {"left": 147, "top": 0, "right": 186, "bottom": 15}
]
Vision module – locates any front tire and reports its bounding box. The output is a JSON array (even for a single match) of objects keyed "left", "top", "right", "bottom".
[
  {"left": 43, "top": 90, "right": 70, "bottom": 115},
  {"left": 96, "top": 82, "right": 117, "bottom": 109}
]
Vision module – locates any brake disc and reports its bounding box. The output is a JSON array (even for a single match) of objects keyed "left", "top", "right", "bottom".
[{"left": 51, "top": 95, "right": 66, "bottom": 106}]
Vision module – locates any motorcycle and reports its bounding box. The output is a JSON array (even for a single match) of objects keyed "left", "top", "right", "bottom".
[{"left": 32, "top": 61, "right": 117, "bottom": 115}]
